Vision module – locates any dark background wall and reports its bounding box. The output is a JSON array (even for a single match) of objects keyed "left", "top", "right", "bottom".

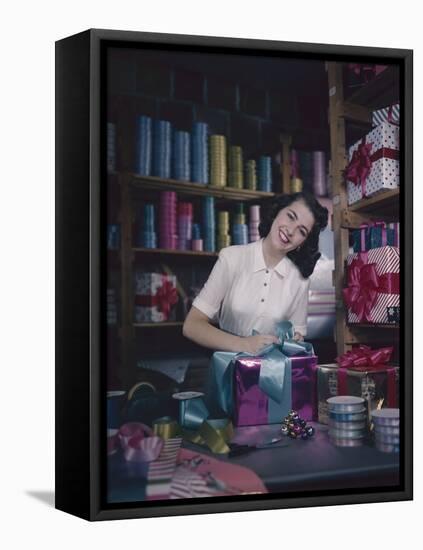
[{"left": 107, "top": 47, "right": 330, "bottom": 176}]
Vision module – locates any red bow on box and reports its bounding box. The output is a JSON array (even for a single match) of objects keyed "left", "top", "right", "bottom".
[
  {"left": 344, "top": 140, "right": 373, "bottom": 197},
  {"left": 336, "top": 345, "right": 393, "bottom": 369},
  {"left": 135, "top": 279, "right": 178, "bottom": 320},
  {"left": 336, "top": 345, "right": 397, "bottom": 407},
  {"left": 342, "top": 252, "right": 399, "bottom": 323}
]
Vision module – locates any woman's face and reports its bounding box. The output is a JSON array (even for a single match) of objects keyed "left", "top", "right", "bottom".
[{"left": 268, "top": 199, "right": 315, "bottom": 253}]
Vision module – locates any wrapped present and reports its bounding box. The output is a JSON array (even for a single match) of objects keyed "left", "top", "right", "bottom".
[
  {"left": 343, "top": 246, "right": 399, "bottom": 324},
  {"left": 345, "top": 122, "right": 399, "bottom": 205},
  {"left": 336, "top": 346, "right": 399, "bottom": 412},
  {"left": 372, "top": 103, "right": 400, "bottom": 127},
  {"left": 317, "top": 347, "right": 399, "bottom": 424},
  {"left": 206, "top": 322, "right": 317, "bottom": 426},
  {"left": 134, "top": 272, "right": 178, "bottom": 323},
  {"left": 317, "top": 364, "right": 339, "bottom": 424},
  {"left": 346, "top": 63, "right": 388, "bottom": 89},
  {"left": 351, "top": 222, "right": 397, "bottom": 253},
  {"left": 387, "top": 305, "right": 400, "bottom": 324}
]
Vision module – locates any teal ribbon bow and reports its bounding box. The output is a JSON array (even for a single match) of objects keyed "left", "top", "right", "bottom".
[{"left": 209, "top": 321, "right": 314, "bottom": 420}]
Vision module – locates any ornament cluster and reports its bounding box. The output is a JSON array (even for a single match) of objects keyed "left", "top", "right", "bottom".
[{"left": 281, "top": 410, "right": 315, "bottom": 440}]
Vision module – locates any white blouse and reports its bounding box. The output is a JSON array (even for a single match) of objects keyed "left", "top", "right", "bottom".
[{"left": 192, "top": 238, "right": 310, "bottom": 337}]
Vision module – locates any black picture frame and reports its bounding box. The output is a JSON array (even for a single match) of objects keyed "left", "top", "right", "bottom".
[{"left": 55, "top": 28, "right": 413, "bottom": 521}]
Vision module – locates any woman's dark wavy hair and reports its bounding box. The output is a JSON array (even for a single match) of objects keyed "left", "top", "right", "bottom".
[{"left": 258, "top": 192, "right": 329, "bottom": 278}]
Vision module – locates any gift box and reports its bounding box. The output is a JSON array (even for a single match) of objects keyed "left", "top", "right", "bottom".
[
  {"left": 317, "top": 349, "right": 399, "bottom": 424},
  {"left": 134, "top": 272, "right": 178, "bottom": 323},
  {"left": 206, "top": 322, "right": 317, "bottom": 426},
  {"left": 372, "top": 103, "right": 400, "bottom": 127},
  {"left": 345, "top": 122, "right": 399, "bottom": 205},
  {"left": 317, "top": 364, "right": 340, "bottom": 424},
  {"left": 351, "top": 222, "right": 398, "bottom": 253},
  {"left": 343, "top": 246, "right": 399, "bottom": 324}
]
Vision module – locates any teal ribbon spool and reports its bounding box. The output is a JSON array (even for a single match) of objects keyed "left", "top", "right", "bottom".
[
  {"left": 172, "top": 391, "right": 210, "bottom": 430},
  {"left": 209, "top": 321, "right": 314, "bottom": 422}
]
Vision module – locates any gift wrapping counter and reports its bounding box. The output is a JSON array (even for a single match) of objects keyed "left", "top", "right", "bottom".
[{"left": 107, "top": 422, "right": 400, "bottom": 503}]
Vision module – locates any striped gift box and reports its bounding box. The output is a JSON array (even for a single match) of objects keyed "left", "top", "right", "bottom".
[
  {"left": 372, "top": 103, "right": 400, "bottom": 127},
  {"left": 345, "top": 246, "right": 399, "bottom": 324},
  {"left": 145, "top": 437, "right": 182, "bottom": 500}
]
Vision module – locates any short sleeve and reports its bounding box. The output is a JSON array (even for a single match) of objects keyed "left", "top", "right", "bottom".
[
  {"left": 290, "top": 278, "right": 310, "bottom": 336},
  {"left": 192, "top": 248, "right": 232, "bottom": 321}
]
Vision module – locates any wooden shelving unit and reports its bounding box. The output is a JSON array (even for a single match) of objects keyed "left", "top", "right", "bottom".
[{"left": 327, "top": 63, "right": 400, "bottom": 356}]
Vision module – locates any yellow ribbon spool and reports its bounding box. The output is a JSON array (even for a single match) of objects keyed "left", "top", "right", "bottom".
[
  {"left": 290, "top": 177, "right": 303, "bottom": 193},
  {"left": 152, "top": 416, "right": 180, "bottom": 440}
]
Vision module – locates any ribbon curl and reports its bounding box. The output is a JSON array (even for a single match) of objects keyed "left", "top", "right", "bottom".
[{"left": 135, "top": 279, "right": 178, "bottom": 319}]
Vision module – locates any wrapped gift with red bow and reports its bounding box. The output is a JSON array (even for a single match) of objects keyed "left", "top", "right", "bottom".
[
  {"left": 344, "top": 122, "right": 399, "bottom": 205},
  {"left": 343, "top": 246, "right": 399, "bottom": 324},
  {"left": 336, "top": 345, "right": 399, "bottom": 411},
  {"left": 317, "top": 346, "right": 399, "bottom": 424},
  {"left": 134, "top": 272, "right": 178, "bottom": 323}
]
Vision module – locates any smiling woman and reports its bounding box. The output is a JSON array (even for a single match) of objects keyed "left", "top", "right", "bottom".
[{"left": 182, "top": 192, "right": 329, "bottom": 355}]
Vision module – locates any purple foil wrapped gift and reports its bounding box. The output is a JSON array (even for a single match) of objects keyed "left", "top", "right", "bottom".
[
  {"left": 290, "top": 355, "right": 318, "bottom": 421},
  {"left": 234, "top": 358, "right": 269, "bottom": 427}
]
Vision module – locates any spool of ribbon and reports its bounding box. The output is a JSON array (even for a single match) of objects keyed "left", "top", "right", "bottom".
[
  {"left": 153, "top": 416, "right": 181, "bottom": 440},
  {"left": 118, "top": 422, "right": 163, "bottom": 462},
  {"left": 135, "top": 279, "right": 178, "bottom": 319},
  {"left": 342, "top": 251, "right": 400, "bottom": 322},
  {"left": 336, "top": 346, "right": 397, "bottom": 407},
  {"left": 172, "top": 391, "right": 210, "bottom": 430}
]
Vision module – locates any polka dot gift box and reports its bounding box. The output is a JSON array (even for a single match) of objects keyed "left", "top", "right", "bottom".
[{"left": 345, "top": 122, "right": 399, "bottom": 206}]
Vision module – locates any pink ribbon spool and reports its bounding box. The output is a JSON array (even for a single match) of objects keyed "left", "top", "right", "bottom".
[{"left": 118, "top": 422, "right": 164, "bottom": 463}]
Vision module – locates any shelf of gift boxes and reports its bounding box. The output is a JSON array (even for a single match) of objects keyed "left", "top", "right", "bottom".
[
  {"left": 345, "top": 65, "right": 400, "bottom": 109},
  {"left": 347, "top": 188, "right": 400, "bottom": 217},
  {"left": 127, "top": 174, "right": 275, "bottom": 201},
  {"left": 132, "top": 247, "right": 218, "bottom": 257}
]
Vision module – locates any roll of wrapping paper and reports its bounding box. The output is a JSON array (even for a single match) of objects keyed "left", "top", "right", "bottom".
[
  {"left": 210, "top": 135, "right": 227, "bottom": 187},
  {"left": 290, "top": 177, "right": 303, "bottom": 193},
  {"left": 228, "top": 145, "right": 244, "bottom": 188},
  {"left": 245, "top": 160, "right": 257, "bottom": 190},
  {"left": 313, "top": 151, "right": 327, "bottom": 196}
]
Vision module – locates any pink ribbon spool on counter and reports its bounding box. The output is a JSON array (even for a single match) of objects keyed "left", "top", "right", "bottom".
[{"left": 117, "top": 422, "right": 164, "bottom": 462}]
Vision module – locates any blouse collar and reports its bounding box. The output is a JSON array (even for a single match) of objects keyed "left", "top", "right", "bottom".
[{"left": 252, "top": 239, "right": 290, "bottom": 277}]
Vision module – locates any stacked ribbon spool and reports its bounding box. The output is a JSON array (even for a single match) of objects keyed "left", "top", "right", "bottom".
[
  {"left": 290, "top": 148, "right": 303, "bottom": 192},
  {"left": 228, "top": 145, "right": 244, "bottom": 188},
  {"left": 172, "top": 130, "right": 191, "bottom": 182},
  {"left": 138, "top": 204, "right": 157, "bottom": 248},
  {"left": 210, "top": 135, "right": 227, "bottom": 187},
  {"left": 202, "top": 196, "right": 216, "bottom": 252},
  {"left": 232, "top": 203, "right": 248, "bottom": 245},
  {"left": 177, "top": 202, "right": 193, "bottom": 251},
  {"left": 153, "top": 120, "right": 172, "bottom": 178},
  {"left": 159, "top": 191, "right": 178, "bottom": 249},
  {"left": 249, "top": 205, "right": 261, "bottom": 242},
  {"left": 245, "top": 159, "right": 257, "bottom": 190},
  {"left": 191, "top": 122, "right": 209, "bottom": 184},
  {"left": 217, "top": 211, "right": 231, "bottom": 250},
  {"left": 107, "top": 122, "right": 116, "bottom": 173},
  {"left": 192, "top": 223, "right": 203, "bottom": 252},
  {"left": 298, "top": 150, "right": 313, "bottom": 193},
  {"left": 313, "top": 151, "right": 327, "bottom": 196},
  {"left": 371, "top": 408, "right": 400, "bottom": 453},
  {"left": 107, "top": 288, "right": 117, "bottom": 326},
  {"left": 136, "top": 115, "right": 152, "bottom": 176},
  {"left": 327, "top": 396, "right": 368, "bottom": 447},
  {"left": 258, "top": 156, "right": 272, "bottom": 192}
]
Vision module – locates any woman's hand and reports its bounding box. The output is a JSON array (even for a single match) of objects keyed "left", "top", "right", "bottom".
[
  {"left": 240, "top": 334, "right": 280, "bottom": 355},
  {"left": 293, "top": 332, "right": 304, "bottom": 342}
]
